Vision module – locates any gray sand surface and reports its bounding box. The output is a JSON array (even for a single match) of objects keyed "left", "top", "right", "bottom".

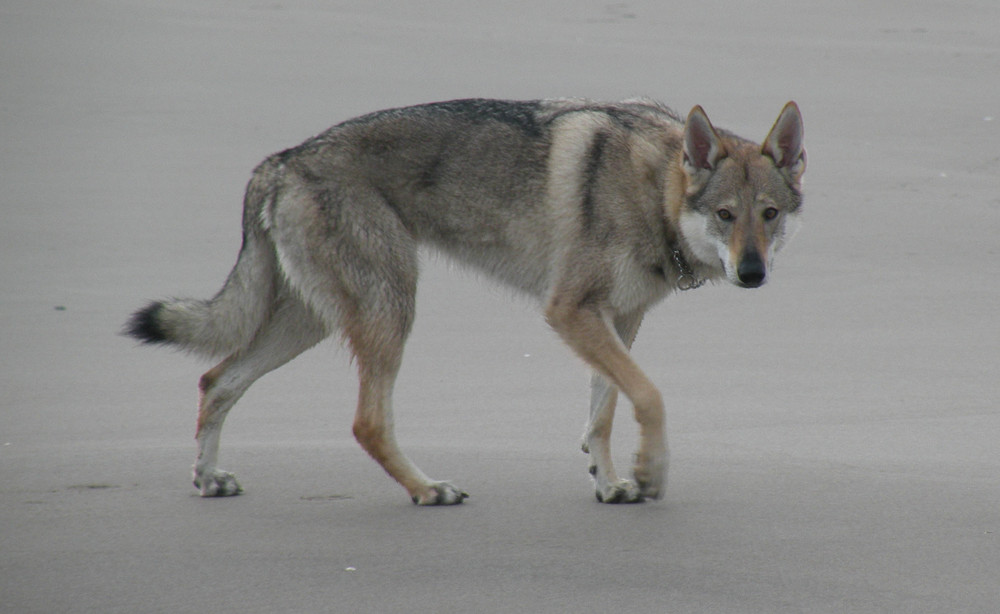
[{"left": 2, "top": 1, "right": 998, "bottom": 612}]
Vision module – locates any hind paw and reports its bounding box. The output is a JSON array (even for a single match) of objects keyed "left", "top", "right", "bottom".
[
  {"left": 411, "top": 481, "right": 468, "bottom": 506},
  {"left": 194, "top": 469, "right": 243, "bottom": 497},
  {"left": 595, "top": 478, "right": 645, "bottom": 504}
]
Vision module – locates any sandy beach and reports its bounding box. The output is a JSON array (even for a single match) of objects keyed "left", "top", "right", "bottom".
[{"left": 2, "top": 1, "right": 997, "bottom": 612}]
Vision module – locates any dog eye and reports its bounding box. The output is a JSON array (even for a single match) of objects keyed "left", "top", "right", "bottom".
[
  {"left": 763, "top": 207, "right": 779, "bottom": 220},
  {"left": 716, "top": 209, "right": 733, "bottom": 221}
]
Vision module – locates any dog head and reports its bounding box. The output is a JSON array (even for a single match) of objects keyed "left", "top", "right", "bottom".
[{"left": 677, "top": 102, "right": 805, "bottom": 288}]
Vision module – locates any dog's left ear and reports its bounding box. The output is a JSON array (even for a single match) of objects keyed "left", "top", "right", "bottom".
[{"left": 762, "top": 101, "right": 806, "bottom": 185}]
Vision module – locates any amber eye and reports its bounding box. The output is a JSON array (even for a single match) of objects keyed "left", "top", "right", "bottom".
[
  {"left": 763, "top": 207, "right": 779, "bottom": 220},
  {"left": 717, "top": 209, "right": 733, "bottom": 221}
]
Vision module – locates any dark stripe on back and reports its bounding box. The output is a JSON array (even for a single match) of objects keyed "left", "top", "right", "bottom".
[
  {"left": 336, "top": 98, "right": 546, "bottom": 138},
  {"left": 424, "top": 99, "right": 545, "bottom": 137}
]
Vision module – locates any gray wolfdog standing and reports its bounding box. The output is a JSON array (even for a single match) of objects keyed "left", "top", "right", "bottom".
[{"left": 126, "top": 98, "right": 805, "bottom": 504}]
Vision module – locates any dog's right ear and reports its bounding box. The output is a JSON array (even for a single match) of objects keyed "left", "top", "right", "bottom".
[{"left": 683, "top": 105, "right": 724, "bottom": 190}]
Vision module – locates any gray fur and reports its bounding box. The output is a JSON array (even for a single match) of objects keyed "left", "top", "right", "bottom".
[{"left": 126, "top": 98, "right": 805, "bottom": 504}]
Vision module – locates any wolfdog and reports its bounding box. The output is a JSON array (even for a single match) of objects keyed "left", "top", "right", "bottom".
[{"left": 126, "top": 98, "right": 805, "bottom": 504}]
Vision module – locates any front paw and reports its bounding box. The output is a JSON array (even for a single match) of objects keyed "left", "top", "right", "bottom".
[
  {"left": 632, "top": 453, "right": 667, "bottom": 500},
  {"left": 411, "top": 481, "right": 469, "bottom": 506},
  {"left": 594, "top": 478, "right": 644, "bottom": 504},
  {"left": 193, "top": 469, "right": 243, "bottom": 497}
]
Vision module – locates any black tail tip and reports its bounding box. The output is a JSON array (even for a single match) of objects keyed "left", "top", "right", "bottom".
[{"left": 124, "top": 301, "right": 168, "bottom": 344}]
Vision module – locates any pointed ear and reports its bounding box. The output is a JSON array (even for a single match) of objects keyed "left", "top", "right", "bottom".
[
  {"left": 683, "top": 105, "right": 724, "bottom": 184},
  {"left": 762, "top": 101, "right": 806, "bottom": 184}
]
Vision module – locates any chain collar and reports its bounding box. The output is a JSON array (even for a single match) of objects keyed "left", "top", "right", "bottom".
[{"left": 671, "top": 246, "right": 705, "bottom": 291}]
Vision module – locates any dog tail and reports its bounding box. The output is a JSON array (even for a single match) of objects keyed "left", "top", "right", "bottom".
[{"left": 124, "top": 159, "right": 282, "bottom": 358}]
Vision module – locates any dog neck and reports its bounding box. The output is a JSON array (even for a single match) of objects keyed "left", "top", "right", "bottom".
[{"left": 663, "top": 154, "right": 706, "bottom": 291}]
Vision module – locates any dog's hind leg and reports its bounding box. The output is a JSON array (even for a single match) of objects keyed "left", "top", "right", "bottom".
[
  {"left": 282, "top": 184, "right": 467, "bottom": 505},
  {"left": 582, "top": 311, "right": 644, "bottom": 503},
  {"left": 194, "top": 292, "right": 327, "bottom": 496},
  {"left": 347, "top": 318, "right": 468, "bottom": 505}
]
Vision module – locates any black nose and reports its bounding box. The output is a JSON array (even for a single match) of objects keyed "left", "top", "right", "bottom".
[{"left": 737, "top": 252, "right": 766, "bottom": 287}]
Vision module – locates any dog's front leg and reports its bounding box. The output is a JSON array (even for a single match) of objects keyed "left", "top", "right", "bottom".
[
  {"left": 585, "top": 374, "right": 642, "bottom": 502},
  {"left": 582, "top": 312, "right": 646, "bottom": 502},
  {"left": 546, "top": 302, "right": 667, "bottom": 502}
]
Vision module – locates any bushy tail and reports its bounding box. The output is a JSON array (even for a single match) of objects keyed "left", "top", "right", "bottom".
[{"left": 125, "top": 160, "right": 282, "bottom": 358}]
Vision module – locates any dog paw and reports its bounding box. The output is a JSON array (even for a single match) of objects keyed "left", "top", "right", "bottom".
[
  {"left": 632, "top": 455, "right": 666, "bottom": 501},
  {"left": 594, "top": 478, "right": 644, "bottom": 504},
  {"left": 194, "top": 469, "right": 243, "bottom": 497},
  {"left": 411, "top": 481, "right": 468, "bottom": 506}
]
